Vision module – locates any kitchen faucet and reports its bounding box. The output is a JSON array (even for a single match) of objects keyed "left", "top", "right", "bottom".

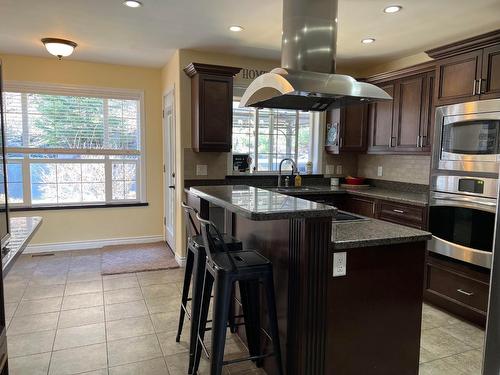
[{"left": 277, "top": 158, "right": 297, "bottom": 187}]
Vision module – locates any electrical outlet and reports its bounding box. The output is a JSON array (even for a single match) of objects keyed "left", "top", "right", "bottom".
[
  {"left": 333, "top": 252, "right": 347, "bottom": 277},
  {"left": 336, "top": 165, "right": 343, "bottom": 175},
  {"left": 325, "top": 164, "right": 335, "bottom": 175},
  {"left": 196, "top": 164, "right": 208, "bottom": 176},
  {"left": 377, "top": 166, "right": 383, "bottom": 177}
]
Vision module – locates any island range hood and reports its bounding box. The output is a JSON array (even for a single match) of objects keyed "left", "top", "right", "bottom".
[{"left": 240, "top": 0, "right": 392, "bottom": 111}]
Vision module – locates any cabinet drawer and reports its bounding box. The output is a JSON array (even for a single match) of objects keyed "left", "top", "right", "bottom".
[
  {"left": 426, "top": 263, "right": 489, "bottom": 312},
  {"left": 378, "top": 201, "right": 425, "bottom": 229}
]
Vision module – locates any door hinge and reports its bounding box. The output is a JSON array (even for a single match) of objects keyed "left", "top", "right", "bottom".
[
  {"left": 163, "top": 164, "right": 166, "bottom": 173},
  {"left": 162, "top": 109, "right": 164, "bottom": 118},
  {"left": 163, "top": 217, "right": 166, "bottom": 225}
]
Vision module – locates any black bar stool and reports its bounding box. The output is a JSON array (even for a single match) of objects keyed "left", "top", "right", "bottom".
[
  {"left": 192, "top": 214, "right": 284, "bottom": 375},
  {"left": 176, "top": 203, "right": 242, "bottom": 374}
]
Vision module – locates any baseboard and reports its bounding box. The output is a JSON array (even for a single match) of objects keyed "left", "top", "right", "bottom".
[
  {"left": 25, "top": 235, "right": 165, "bottom": 254},
  {"left": 175, "top": 254, "right": 187, "bottom": 267}
]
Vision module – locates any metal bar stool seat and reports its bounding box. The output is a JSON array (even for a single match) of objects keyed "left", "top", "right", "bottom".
[
  {"left": 192, "top": 214, "right": 284, "bottom": 375},
  {"left": 176, "top": 203, "right": 242, "bottom": 374}
]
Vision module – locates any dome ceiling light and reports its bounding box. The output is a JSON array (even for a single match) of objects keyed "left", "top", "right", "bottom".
[{"left": 41, "top": 38, "right": 77, "bottom": 60}]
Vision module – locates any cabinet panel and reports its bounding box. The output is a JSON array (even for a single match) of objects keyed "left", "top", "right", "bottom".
[
  {"left": 368, "top": 83, "right": 395, "bottom": 153},
  {"left": 435, "top": 51, "right": 482, "bottom": 105},
  {"left": 481, "top": 44, "right": 500, "bottom": 99},
  {"left": 340, "top": 104, "right": 368, "bottom": 152},
  {"left": 393, "top": 75, "right": 425, "bottom": 152},
  {"left": 338, "top": 196, "right": 376, "bottom": 218},
  {"left": 378, "top": 200, "right": 426, "bottom": 229}
]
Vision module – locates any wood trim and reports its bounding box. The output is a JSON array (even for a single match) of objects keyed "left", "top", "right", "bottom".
[
  {"left": 366, "top": 61, "right": 436, "bottom": 83},
  {"left": 426, "top": 29, "right": 500, "bottom": 59},
  {"left": 183, "top": 62, "right": 242, "bottom": 78}
]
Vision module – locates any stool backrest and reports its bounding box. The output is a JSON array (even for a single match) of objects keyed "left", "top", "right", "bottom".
[
  {"left": 196, "top": 213, "right": 237, "bottom": 271},
  {"left": 181, "top": 202, "right": 200, "bottom": 242}
]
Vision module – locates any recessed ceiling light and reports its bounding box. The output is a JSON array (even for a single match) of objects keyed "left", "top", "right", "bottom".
[
  {"left": 229, "top": 25, "right": 244, "bottom": 32},
  {"left": 123, "top": 0, "right": 142, "bottom": 8},
  {"left": 384, "top": 5, "right": 402, "bottom": 13},
  {"left": 361, "top": 38, "right": 376, "bottom": 44},
  {"left": 41, "top": 38, "right": 77, "bottom": 60}
]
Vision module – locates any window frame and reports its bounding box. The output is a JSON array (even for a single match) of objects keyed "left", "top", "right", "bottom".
[
  {"left": 3, "top": 81, "right": 147, "bottom": 208},
  {"left": 230, "top": 97, "right": 314, "bottom": 174}
]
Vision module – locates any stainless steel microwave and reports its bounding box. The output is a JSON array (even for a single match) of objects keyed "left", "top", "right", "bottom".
[{"left": 432, "top": 99, "right": 500, "bottom": 174}]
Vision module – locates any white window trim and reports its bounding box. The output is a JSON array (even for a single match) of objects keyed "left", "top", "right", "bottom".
[{"left": 3, "top": 81, "right": 147, "bottom": 207}]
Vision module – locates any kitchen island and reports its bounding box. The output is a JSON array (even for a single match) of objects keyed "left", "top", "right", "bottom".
[{"left": 187, "top": 185, "right": 431, "bottom": 375}]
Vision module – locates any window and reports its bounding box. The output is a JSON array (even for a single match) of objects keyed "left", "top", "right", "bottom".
[
  {"left": 2, "top": 83, "right": 144, "bottom": 207},
  {"left": 232, "top": 100, "right": 311, "bottom": 172}
]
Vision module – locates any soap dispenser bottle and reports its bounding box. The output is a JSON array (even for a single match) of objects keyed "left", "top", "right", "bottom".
[{"left": 295, "top": 172, "right": 302, "bottom": 187}]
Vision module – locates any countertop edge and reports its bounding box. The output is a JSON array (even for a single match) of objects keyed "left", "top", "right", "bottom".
[{"left": 331, "top": 233, "right": 432, "bottom": 250}]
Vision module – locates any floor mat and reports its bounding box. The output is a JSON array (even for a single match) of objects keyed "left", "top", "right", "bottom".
[{"left": 101, "top": 241, "right": 179, "bottom": 275}]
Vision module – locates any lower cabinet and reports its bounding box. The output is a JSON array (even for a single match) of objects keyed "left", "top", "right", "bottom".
[
  {"left": 378, "top": 200, "right": 427, "bottom": 229},
  {"left": 337, "top": 196, "right": 377, "bottom": 218},
  {"left": 424, "top": 253, "right": 490, "bottom": 327}
]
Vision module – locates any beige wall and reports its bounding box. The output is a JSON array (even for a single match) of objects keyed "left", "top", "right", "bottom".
[
  {"left": 357, "top": 154, "right": 431, "bottom": 185},
  {"left": 358, "top": 52, "right": 432, "bottom": 78},
  {"left": 1, "top": 54, "right": 164, "bottom": 245}
]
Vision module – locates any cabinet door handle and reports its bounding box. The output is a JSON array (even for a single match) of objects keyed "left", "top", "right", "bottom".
[
  {"left": 472, "top": 79, "right": 477, "bottom": 95},
  {"left": 388, "top": 136, "right": 395, "bottom": 148},
  {"left": 416, "top": 135, "right": 420, "bottom": 148},
  {"left": 421, "top": 135, "right": 426, "bottom": 148},
  {"left": 392, "top": 209, "right": 404, "bottom": 214},
  {"left": 457, "top": 288, "right": 474, "bottom": 296}
]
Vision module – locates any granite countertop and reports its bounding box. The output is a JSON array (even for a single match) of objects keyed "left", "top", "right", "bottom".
[
  {"left": 267, "top": 185, "right": 428, "bottom": 206},
  {"left": 331, "top": 218, "right": 431, "bottom": 250},
  {"left": 189, "top": 185, "right": 337, "bottom": 221},
  {"left": 3, "top": 216, "right": 43, "bottom": 274}
]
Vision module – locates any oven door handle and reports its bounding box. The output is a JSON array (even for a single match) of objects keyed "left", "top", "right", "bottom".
[{"left": 430, "top": 195, "right": 497, "bottom": 213}]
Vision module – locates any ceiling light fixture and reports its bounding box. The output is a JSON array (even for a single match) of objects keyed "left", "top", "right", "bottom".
[
  {"left": 384, "top": 5, "right": 402, "bottom": 13},
  {"left": 229, "top": 25, "right": 244, "bottom": 32},
  {"left": 361, "top": 38, "right": 376, "bottom": 44},
  {"left": 123, "top": 0, "right": 142, "bottom": 8},
  {"left": 41, "top": 38, "right": 77, "bottom": 60}
]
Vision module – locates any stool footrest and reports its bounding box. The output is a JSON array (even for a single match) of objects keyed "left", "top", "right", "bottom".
[{"left": 222, "top": 352, "right": 275, "bottom": 366}]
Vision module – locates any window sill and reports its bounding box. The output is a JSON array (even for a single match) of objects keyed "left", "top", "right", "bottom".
[{"left": 10, "top": 202, "right": 149, "bottom": 212}]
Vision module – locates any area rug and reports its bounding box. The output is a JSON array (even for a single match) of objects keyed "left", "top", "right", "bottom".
[{"left": 101, "top": 241, "right": 179, "bottom": 275}]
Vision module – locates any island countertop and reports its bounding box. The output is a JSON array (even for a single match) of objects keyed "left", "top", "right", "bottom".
[
  {"left": 189, "top": 185, "right": 337, "bottom": 221},
  {"left": 331, "top": 217, "right": 431, "bottom": 250}
]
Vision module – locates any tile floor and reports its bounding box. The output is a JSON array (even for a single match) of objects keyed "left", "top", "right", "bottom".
[{"left": 3, "top": 249, "right": 485, "bottom": 375}]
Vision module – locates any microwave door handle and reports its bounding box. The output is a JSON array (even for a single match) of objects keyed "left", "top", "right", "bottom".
[{"left": 431, "top": 197, "right": 496, "bottom": 213}]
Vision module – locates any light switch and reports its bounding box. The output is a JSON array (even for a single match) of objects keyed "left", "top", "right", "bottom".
[
  {"left": 333, "top": 252, "right": 347, "bottom": 277},
  {"left": 377, "top": 166, "right": 383, "bottom": 177},
  {"left": 196, "top": 164, "right": 208, "bottom": 176}
]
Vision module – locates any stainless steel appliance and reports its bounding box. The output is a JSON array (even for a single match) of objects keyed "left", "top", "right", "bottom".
[
  {"left": 239, "top": 0, "right": 392, "bottom": 111},
  {"left": 433, "top": 99, "right": 500, "bottom": 174},
  {"left": 428, "top": 175, "right": 497, "bottom": 268}
]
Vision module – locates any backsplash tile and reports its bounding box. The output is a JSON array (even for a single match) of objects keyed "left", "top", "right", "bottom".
[{"left": 358, "top": 155, "right": 431, "bottom": 185}]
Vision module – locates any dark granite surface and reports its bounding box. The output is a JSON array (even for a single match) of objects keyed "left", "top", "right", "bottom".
[
  {"left": 331, "top": 218, "right": 431, "bottom": 250},
  {"left": 189, "top": 185, "right": 337, "bottom": 221}
]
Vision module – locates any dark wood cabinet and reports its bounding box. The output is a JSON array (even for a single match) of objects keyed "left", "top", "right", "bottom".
[
  {"left": 427, "top": 29, "right": 500, "bottom": 105},
  {"left": 325, "top": 104, "right": 368, "bottom": 154},
  {"left": 481, "top": 44, "right": 500, "bottom": 99},
  {"left": 378, "top": 200, "right": 427, "bottom": 229},
  {"left": 367, "top": 70, "right": 434, "bottom": 155},
  {"left": 337, "top": 196, "right": 377, "bottom": 218},
  {"left": 184, "top": 63, "right": 241, "bottom": 152},
  {"left": 424, "top": 253, "right": 490, "bottom": 327}
]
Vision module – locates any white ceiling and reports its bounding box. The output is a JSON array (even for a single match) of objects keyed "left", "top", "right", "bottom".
[{"left": 0, "top": 0, "right": 499, "bottom": 69}]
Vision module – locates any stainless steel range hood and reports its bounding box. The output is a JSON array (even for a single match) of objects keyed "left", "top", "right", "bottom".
[{"left": 240, "top": 0, "right": 392, "bottom": 111}]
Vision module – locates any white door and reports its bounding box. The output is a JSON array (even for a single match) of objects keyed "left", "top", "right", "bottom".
[{"left": 163, "top": 90, "right": 176, "bottom": 250}]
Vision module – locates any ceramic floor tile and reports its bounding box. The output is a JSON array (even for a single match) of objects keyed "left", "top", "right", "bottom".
[
  {"left": 29, "top": 273, "right": 68, "bottom": 287},
  {"left": 106, "top": 316, "right": 155, "bottom": 341},
  {"left": 164, "top": 351, "right": 217, "bottom": 375},
  {"left": 141, "top": 283, "right": 179, "bottom": 300},
  {"left": 157, "top": 331, "right": 190, "bottom": 356},
  {"left": 65, "top": 280, "right": 103, "bottom": 296},
  {"left": 4, "top": 302, "right": 18, "bottom": 319},
  {"left": 104, "top": 288, "right": 143, "bottom": 305},
  {"left": 16, "top": 296, "right": 62, "bottom": 316},
  {"left": 108, "top": 357, "right": 169, "bottom": 375},
  {"left": 145, "top": 296, "right": 179, "bottom": 314},
  {"left": 421, "top": 303, "right": 461, "bottom": 330},
  {"left": 8, "top": 311, "right": 59, "bottom": 335},
  {"left": 62, "top": 292, "right": 104, "bottom": 310},
  {"left": 136, "top": 270, "right": 174, "bottom": 286},
  {"left": 49, "top": 342, "right": 107, "bottom": 375},
  {"left": 439, "top": 321, "right": 485, "bottom": 349},
  {"left": 150, "top": 310, "right": 182, "bottom": 333},
  {"left": 4, "top": 284, "right": 27, "bottom": 303},
  {"left": 419, "top": 358, "right": 468, "bottom": 375},
  {"left": 105, "top": 300, "right": 149, "bottom": 321},
  {"left": 23, "top": 284, "right": 65, "bottom": 301},
  {"left": 9, "top": 352, "right": 51, "bottom": 375},
  {"left": 7, "top": 330, "right": 56, "bottom": 357},
  {"left": 58, "top": 305, "right": 105, "bottom": 329},
  {"left": 54, "top": 322, "right": 106, "bottom": 350},
  {"left": 441, "top": 349, "right": 483, "bottom": 375},
  {"left": 107, "top": 334, "right": 162, "bottom": 367},
  {"left": 103, "top": 276, "right": 139, "bottom": 291},
  {"left": 420, "top": 327, "right": 474, "bottom": 359},
  {"left": 66, "top": 271, "right": 103, "bottom": 283}
]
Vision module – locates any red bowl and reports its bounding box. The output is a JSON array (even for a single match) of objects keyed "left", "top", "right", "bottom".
[{"left": 345, "top": 177, "right": 366, "bottom": 185}]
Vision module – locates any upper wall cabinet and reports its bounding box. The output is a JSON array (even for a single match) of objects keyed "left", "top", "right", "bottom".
[
  {"left": 427, "top": 30, "right": 500, "bottom": 105},
  {"left": 325, "top": 104, "right": 368, "bottom": 154},
  {"left": 184, "top": 63, "right": 242, "bottom": 152},
  {"left": 367, "top": 66, "right": 435, "bottom": 155}
]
